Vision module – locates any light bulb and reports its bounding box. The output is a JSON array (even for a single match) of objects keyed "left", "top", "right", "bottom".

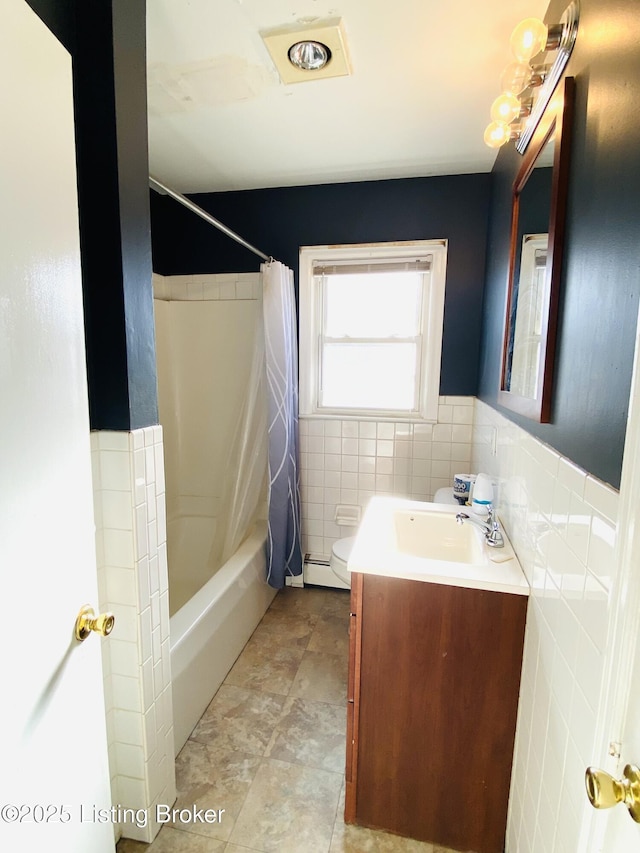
[
  {"left": 288, "top": 40, "right": 331, "bottom": 71},
  {"left": 490, "top": 93, "right": 521, "bottom": 124},
  {"left": 484, "top": 121, "right": 512, "bottom": 149},
  {"left": 510, "top": 18, "right": 548, "bottom": 63},
  {"left": 500, "top": 61, "right": 533, "bottom": 97}
]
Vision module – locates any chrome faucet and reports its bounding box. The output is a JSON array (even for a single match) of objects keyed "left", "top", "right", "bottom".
[{"left": 456, "top": 505, "right": 504, "bottom": 548}]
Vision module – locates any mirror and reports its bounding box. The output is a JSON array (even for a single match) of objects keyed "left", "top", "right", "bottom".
[{"left": 499, "top": 76, "right": 575, "bottom": 422}]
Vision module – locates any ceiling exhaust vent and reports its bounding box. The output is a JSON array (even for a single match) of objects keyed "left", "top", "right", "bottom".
[{"left": 261, "top": 18, "right": 351, "bottom": 85}]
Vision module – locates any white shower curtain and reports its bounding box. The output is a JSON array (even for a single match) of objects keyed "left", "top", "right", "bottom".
[
  {"left": 206, "top": 304, "right": 268, "bottom": 574},
  {"left": 262, "top": 260, "right": 303, "bottom": 588}
]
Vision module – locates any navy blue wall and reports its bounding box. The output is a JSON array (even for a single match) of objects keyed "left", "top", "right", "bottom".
[
  {"left": 479, "top": 0, "right": 640, "bottom": 489},
  {"left": 150, "top": 174, "right": 491, "bottom": 397},
  {"left": 26, "top": 0, "right": 157, "bottom": 431}
]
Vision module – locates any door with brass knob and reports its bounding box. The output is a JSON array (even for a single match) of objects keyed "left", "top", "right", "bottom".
[
  {"left": 585, "top": 765, "right": 640, "bottom": 823},
  {"left": 1, "top": 6, "right": 114, "bottom": 850}
]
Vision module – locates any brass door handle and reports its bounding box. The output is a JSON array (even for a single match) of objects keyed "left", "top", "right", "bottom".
[
  {"left": 585, "top": 765, "right": 640, "bottom": 823},
  {"left": 74, "top": 604, "right": 115, "bottom": 641}
]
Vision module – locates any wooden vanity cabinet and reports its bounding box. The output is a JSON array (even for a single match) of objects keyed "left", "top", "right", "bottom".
[{"left": 345, "top": 571, "right": 528, "bottom": 853}]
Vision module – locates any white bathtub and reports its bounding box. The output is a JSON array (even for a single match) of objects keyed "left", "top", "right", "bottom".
[{"left": 169, "top": 519, "right": 276, "bottom": 754}]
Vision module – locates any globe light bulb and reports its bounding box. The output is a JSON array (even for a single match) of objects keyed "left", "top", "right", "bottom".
[
  {"left": 484, "top": 121, "right": 512, "bottom": 149},
  {"left": 490, "top": 92, "right": 521, "bottom": 124},
  {"left": 510, "top": 18, "right": 548, "bottom": 63},
  {"left": 500, "top": 61, "right": 533, "bottom": 97}
]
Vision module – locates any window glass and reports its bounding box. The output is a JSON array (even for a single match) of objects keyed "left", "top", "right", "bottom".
[
  {"left": 323, "top": 272, "right": 422, "bottom": 338},
  {"left": 321, "top": 342, "right": 417, "bottom": 409}
]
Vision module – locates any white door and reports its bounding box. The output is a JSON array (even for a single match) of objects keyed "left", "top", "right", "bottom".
[
  {"left": 585, "top": 309, "right": 640, "bottom": 851},
  {"left": 601, "top": 647, "right": 640, "bottom": 849},
  {"left": 0, "top": 2, "right": 114, "bottom": 850}
]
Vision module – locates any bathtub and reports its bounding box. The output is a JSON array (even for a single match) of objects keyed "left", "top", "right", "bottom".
[{"left": 169, "top": 519, "right": 276, "bottom": 754}]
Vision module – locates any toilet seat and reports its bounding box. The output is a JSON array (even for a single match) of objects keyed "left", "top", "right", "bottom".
[
  {"left": 330, "top": 536, "right": 356, "bottom": 587},
  {"left": 434, "top": 487, "right": 460, "bottom": 505}
]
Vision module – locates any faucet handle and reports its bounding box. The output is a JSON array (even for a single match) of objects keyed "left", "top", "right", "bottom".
[
  {"left": 486, "top": 524, "right": 505, "bottom": 548},
  {"left": 485, "top": 508, "right": 504, "bottom": 548}
]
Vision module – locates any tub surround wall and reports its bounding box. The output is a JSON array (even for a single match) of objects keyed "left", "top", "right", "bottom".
[
  {"left": 90, "top": 427, "right": 176, "bottom": 844},
  {"left": 153, "top": 271, "right": 262, "bottom": 303},
  {"left": 153, "top": 271, "right": 265, "bottom": 611},
  {"left": 153, "top": 271, "right": 262, "bottom": 530},
  {"left": 472, "top": 399, "right": 619, "bottom": 852},
  {"left": 300, "top": 396, "right": 474, "bottom": 562}
]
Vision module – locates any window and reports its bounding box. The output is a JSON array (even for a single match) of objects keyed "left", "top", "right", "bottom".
[{"left": 299, "top": 241, "right": 447, "bottom": 420}]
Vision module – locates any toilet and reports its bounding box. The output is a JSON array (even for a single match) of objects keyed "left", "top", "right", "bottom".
[
  {"left": 330, "top": 489, "right": 460, "bottom": 589},
  {"left": 329, "top": 535, "right": 357, "bottom": 589},
  {"left": 433, "top": 487, "right": 459, "bottom": 505}
]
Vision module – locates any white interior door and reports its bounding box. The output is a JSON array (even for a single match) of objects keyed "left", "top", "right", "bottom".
[
  {"left": 601, "top": 644, "right": 640, "bottom": 849},
  {"left": 0, "top": 2, "right": 113, "bottom": 850},
  {"left": 585, "top": 308, "right": 640, "bottom": 851}
]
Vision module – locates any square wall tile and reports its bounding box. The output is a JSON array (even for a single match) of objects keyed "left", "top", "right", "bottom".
[
  {"left": 100, "top": 451, "right": 132, "bottom": 492},
  {"left": 472, "top": 399, "right": 620, "bottom": 853},
  {"left": 93, "top": 428, "right": 175, "bottom": 844},
  {"left": 299, "top": 402, "right": 477, "bottom": 559}
]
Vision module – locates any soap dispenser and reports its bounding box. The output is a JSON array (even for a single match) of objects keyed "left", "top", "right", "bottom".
[{"left": 471, "top": 473, "right": 493, "bottom": 516}]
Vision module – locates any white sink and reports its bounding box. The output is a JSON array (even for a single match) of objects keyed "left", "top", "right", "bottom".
[
  {"left": 394, "top": 508, "right": 484, "bottom": 564},
  {"left": 348, "top": 496, "right": 529, "bottom": 596}
]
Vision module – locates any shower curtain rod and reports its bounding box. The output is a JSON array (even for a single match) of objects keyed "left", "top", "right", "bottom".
[{"left": 149, "top": 175, "right": 271, "bottom": 263}]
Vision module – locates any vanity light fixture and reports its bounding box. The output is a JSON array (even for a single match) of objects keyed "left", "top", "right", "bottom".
[{"left": 484, "top": 0, "right": 580, "bottom": 153}]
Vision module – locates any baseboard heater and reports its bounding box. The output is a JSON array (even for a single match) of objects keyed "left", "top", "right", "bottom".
[
  {"left": 304, "top": 554, "right": 330, "bottom": 566},
  {"left": 303, "top": 554, "right": 349, "bottom": 589}
]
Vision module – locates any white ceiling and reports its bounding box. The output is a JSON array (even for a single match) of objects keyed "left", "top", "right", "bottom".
[{"left": 146, "top": 0, "right": 547, "bottom": 194}]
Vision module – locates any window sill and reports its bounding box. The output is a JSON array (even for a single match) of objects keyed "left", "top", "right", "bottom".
[{"left": 298, "top": 412, "right": 439, "bottom": 424}]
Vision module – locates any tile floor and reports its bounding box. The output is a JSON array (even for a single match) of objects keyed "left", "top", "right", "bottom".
[{"left": 117, "top": 586, "right": 456, "bottom": 853}]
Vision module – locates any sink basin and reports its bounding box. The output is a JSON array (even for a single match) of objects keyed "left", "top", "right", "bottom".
[
  {"left": 394, "top": 508, "right": 484, "bottom": 564},
  {"left": 348, "top": 496, "right": 529, "bottom": 596}
]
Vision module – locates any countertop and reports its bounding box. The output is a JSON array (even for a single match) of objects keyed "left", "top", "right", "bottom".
[{"left": 348, "top": 496, "right": 530, "bottom": 596}]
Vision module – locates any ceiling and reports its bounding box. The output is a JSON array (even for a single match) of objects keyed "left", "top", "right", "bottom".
[{"left": 146, "top": 0, "right": 547, "bottom": 194}]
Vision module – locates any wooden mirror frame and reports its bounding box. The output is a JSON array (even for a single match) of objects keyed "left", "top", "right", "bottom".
[{"left": 498, "top": 76, "right": 575, "bottom": 422}]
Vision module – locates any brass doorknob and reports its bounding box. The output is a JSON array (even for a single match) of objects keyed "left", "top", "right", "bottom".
[
  {"left": 74, "top": 604, "right": 115, "bottom": 641},
  {"left": 585, "top": 765, "right": 640, "bottom": 823}
]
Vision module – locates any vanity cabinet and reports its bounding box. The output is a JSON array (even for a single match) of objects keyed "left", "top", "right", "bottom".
[{"left": 345, "top": 571, "right": 527, "bottom": 853}]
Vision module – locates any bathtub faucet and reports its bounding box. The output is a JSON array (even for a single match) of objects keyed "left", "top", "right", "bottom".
[{"left": 456, "top": 506, "right": 504, "bottom": 548}]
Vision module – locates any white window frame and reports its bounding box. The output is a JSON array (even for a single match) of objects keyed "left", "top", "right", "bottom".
[{"left": 299, "top": 240, "right": 447, "bottom": 421}]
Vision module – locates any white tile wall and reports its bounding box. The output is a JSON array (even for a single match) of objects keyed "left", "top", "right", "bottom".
[
  {"left": 472, "top": 399, "right": 619, "bottom": 853},
  {"left": 90, "top": 427, "right": 176, "bottom": 844},
  {"left": 152, "top": 271, "right": 261, "bottom": 302},
  {"left": 299, "top": 396, "right": 474, "bottom": 560}
]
